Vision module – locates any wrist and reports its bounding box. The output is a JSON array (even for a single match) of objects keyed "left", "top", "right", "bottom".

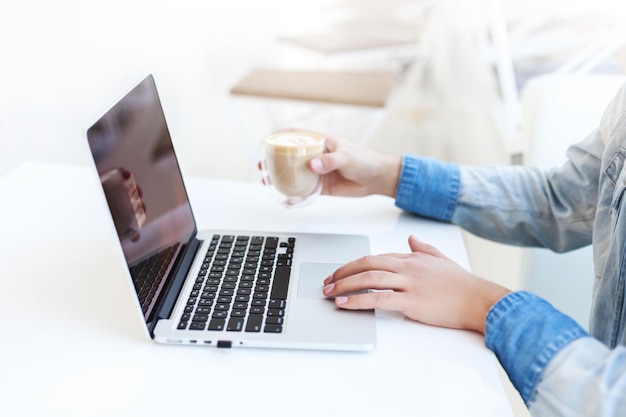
[
  {"left": 373, "top": 154, "right": 402, "bottom": 198},
  {"left": 467, "top": 277, "right": 511, "bottom": 334}
]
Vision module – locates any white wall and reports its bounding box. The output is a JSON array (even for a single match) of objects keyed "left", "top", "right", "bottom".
[{"left": 0, "top": 0, "right": 338, "bottom": 179}]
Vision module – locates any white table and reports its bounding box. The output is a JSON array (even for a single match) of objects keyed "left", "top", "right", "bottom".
[{"left": 0, "top": 162, "right": 513, "bottom": 417}]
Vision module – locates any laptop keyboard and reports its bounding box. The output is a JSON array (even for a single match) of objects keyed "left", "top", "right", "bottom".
[{"left": 177, "top": 234, "right": 294, "bottom": 334}]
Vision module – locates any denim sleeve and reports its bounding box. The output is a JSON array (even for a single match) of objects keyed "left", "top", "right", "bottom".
[
  {"left": 529, "top": 338, "right": 626, "bottom": 416},
  {"left": 485, "top": 292, "right": 626, "bottom": 417},
  {"left": 485, "top": 291, "right": 588, "bottom": 404},
  {"left": 394, "top": 155, "right": 460, "bottom": 221},
  {"left": 487, "top": 292, "right": 626, "bottom": 416},
  {"left": 451, "top": 130, "right": 603, "bottom": 252},
  {"left": 394, "top": 131, "right": 602, "bottom": 252}
]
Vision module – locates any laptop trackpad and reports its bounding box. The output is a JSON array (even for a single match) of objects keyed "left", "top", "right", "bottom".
[{"left": 297, "top": 263, "right": 342, "bottom": 299}]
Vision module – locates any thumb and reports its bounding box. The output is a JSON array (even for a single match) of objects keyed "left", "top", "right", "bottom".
[
  {"left": 309, "top": 156, "right": 326, "bottom": 174},
  {"left": 309, "top": 152, "right": 348, "bottom": 175},
  {"left": 408, "top": 235, "right": 421, "bottom": 252}
]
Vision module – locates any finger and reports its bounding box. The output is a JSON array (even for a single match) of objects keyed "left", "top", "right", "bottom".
[
  {"left": 408, "top": 235, "right": 448, "bottom": 260},
  {"left": 334, "top": 290, "right": 412, "bottom": 313},
  {"left": 327, "top": 254, "right": 407, "bottom": 284},
  {"left": 323, "top": 269, "right": 408, "bottom": 298},
  {"left": 323, "top": 135, "right": 339, "bottom": 152}
]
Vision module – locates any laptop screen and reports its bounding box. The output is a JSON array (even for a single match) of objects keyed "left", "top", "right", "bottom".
[{"left": 87, "top": 75, "right": 196, "bottom": 317}]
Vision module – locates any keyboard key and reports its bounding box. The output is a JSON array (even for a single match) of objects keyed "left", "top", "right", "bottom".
[
  {"left": 269, "top": 299, "right": 286, "bottom": 309},
  {"left": 245, "top": 315, "right": 263, "bottom": 332},
  {"left": 227, "top": 317, "right": 244, "bottom": 331},
  {"left": 208, "top": 318, "right": 226, "bottom": 331},
  {"left": 266, "top": 316, "right": 283, "bottom": 325},
  {"left": 264, "top": 324, "right": 283, "bottom": 333},
  {"left": 192, "top": 314, "right": 209, "bottom": 323},
  {"left": 270, "top": 266, "right": 291, "bottom": 299},
  {"left": 189, "top": 322, "right": 206, "bottom": 331}
]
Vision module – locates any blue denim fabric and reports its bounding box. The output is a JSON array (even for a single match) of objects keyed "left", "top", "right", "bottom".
[
  {"left": 395, "top": 155, "right": 460, "bottom": 221},
  {"left": 484, "top": 291, "right": 588, "bottom": 403},
  {"left": 529, "top": 338, "right": 626, "bottom": 416},
  {"left": 393, "top": 81, "right": 626, "bottom": 415}
]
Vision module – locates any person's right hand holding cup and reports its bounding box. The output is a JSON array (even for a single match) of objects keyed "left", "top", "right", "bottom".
[{"left": 261, "top": 130, "right": 325, "bottom": 208}]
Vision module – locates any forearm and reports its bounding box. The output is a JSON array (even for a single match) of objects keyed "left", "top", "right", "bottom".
[
  {"left": 395, "top": 131, "right": 602, "bottom": 251},
  {"left": 454, "top": 129, "right": 603, "bottom": 251}
]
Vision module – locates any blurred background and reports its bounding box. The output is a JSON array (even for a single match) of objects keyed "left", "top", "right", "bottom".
[{"left": 2, "top": 1, "right": 626, "bottom": 415}]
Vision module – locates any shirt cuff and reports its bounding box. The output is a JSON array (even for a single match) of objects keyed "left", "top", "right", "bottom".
[
  {"left": 394, "top": 155, "right": 460, "bottom": 221},
  {"left": 485, "top": 291, "right": 589, "bottom": 404}
]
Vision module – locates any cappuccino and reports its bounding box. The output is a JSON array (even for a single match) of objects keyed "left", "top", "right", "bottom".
[{"left": 262, "top": 131, "right": 325, "bottom": 207}]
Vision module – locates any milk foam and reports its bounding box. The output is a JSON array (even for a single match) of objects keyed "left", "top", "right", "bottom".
[{"left": 265, "top": 132, "right": 323, "bottom": 147}]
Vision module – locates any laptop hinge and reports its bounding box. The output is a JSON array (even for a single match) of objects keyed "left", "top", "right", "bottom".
[{"left": 147, "top": 236, "right": 202, "bottom": 336}]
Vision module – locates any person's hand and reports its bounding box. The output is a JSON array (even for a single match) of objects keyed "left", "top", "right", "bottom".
[
  {"left": 322, "top": 235, "right": 511, "bottom": 334},
  {"left": 309, "top": 135, "right": 402, "bottom": 198}
]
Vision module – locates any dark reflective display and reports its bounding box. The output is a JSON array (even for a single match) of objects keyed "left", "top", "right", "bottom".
[{"left": 87, "top": 75, "right": 196, "bottom": 319}]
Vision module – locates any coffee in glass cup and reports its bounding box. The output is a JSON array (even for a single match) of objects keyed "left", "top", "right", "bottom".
[{"left": 261, "top": 130, "right": 325, "bottom": 208}]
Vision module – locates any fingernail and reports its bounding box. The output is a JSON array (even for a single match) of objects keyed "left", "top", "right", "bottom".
[
  {"left": 323, "top": 283, "right": 335, "bottom": 295},
  {"left": 323, "top": 275, "right": 332, "bottom": 285},
  {"left": 335, "top": 296, "right": 348, "bottom": 305},
  {"left": 310, "top": 158, "right": 323, "bottom": 173}
]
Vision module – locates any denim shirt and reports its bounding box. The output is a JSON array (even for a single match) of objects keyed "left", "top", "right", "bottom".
[{"left": 394, "top": 82, "right": 626, "bottom": 415}]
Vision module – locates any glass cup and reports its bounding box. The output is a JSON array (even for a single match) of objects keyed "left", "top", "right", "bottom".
[{"left": 260, "top": 130, "right": 326, "bottom": 208}]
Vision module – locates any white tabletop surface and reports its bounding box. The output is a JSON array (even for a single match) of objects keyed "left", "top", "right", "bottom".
[{"left": 0, "top": 161, "right": 513, "bottom": 417}]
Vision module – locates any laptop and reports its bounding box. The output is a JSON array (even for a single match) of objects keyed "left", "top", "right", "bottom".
[{"left": 86, "top": 74, "right": 376, "bottom": 351}]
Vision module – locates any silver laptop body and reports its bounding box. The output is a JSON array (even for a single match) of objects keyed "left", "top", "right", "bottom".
[{"left": 86, "top": 74, "right": 376, "bottom": 351}]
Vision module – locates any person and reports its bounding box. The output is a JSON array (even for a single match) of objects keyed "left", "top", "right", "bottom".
[{"left": 309, "top": 82, "right": 626, "bottom": 416}]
